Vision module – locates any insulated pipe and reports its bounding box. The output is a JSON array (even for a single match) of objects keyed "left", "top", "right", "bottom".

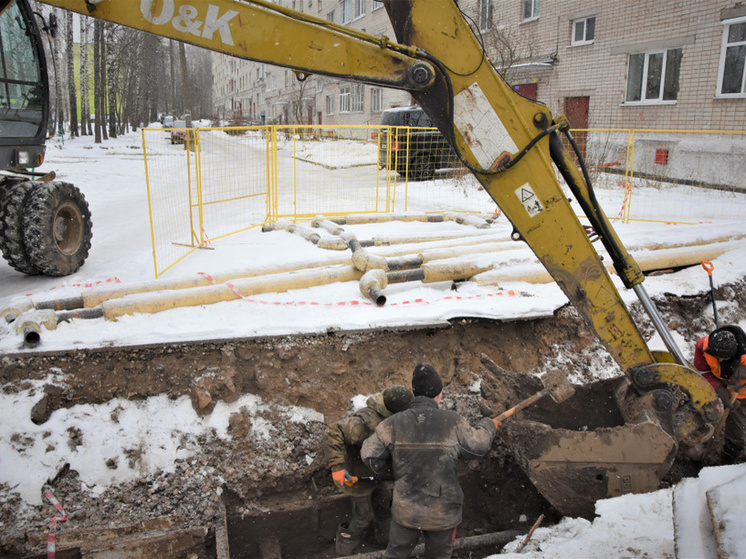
[
  {"left": 311, "top": 216, "right": 345, "bottom": 235},
  {"left": 444, "top": 212, "right": 491, "bottom": 229},
  {"left": 2, "top": 297, "right": 34, "bottom": 323},
  {"left": 365, "top": 231, "right": 508, "bottom": 247},
  {"left": 358, "top": 259, "right": 494, "bottom": 304},
  {"left": 80, "top": 254, "right": 353, "bottom": 308},
  {"left": 472, "top": 243, "right": 737, "bottom": 286},
  {"left": 100, "top": 265, "right": 363, "bottom": 320},
  {"left": 292, "top": 225, "right": 321, "bottom": 244},
  {"left": 14, "top": 309, "right": 58, "bottom": 347},
  {"left": 418, "top": 241, "right": 527, "bottom": 263},
  {"left": 359, "top": 269, "right": 388, "bottom": 306},
  {"left": 316, "top": 236, "right": 349, "bottom": 250},
  {"left": 333, "top": 212, "right": 443, "bottom": 225}
]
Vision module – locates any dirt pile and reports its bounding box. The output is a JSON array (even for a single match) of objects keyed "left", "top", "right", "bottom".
[{"left": 0, "top": 281, "right": 743, "bottom": 558}]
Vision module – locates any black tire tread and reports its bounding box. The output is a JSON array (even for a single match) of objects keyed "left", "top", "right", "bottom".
[
  {"left": 0, "top": 181, "right": 42, "bottom": 275},
  {"left": 22, "top": 181, "right": 93, "bottom": 277}
]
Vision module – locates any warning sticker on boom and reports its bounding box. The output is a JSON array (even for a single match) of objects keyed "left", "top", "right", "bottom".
[
  {"left": 516, "top": 183, "right": 544, "bottom": 217},
  {"left": 453, "top": 83, "right": 518, "bottom": 170}
]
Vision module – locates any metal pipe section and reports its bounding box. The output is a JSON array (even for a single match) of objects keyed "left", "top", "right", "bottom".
[
  {"left": 634, "top": 283, "right": 688, "bottom": 366},
  {"left": 359, "top": 269, "right": 388, "bottom": 306}
]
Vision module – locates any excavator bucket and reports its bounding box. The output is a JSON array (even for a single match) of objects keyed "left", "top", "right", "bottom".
[{"left": 500, "top": 376, "right": 678, "bottom": 519}]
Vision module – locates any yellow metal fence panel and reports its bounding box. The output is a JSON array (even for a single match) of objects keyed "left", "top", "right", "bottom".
[
  {"left": 142, "top": 127, "right": 202, "bottom": 278},
  {"left": 195, "top": 128, "right": 272, "bottom": 241},
  {"left": 143, "top": 126, "right": 745, "bottom": 277},
  {"left": 270, "top": 125, "right": 388, "bottom": 219},
  {"left": 571, "top": 129, "right": 746, "bottom": 225}
]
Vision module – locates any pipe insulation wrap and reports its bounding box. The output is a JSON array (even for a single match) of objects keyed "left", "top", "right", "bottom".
[
  {"left": 311, "top": 216, "right": 345, "bottom": 235},
  {"left": 2, "top": 297, "right": 34, "bottom": 323},
  {"left": 100, "top": 265, "right": 363, "bottom": 320},
  {"left": 473, "top": 243, "right": 736, "bottom": 286},
  {"left": 420, "top": 260, "right": 494, "bottom": 283},
  {"left": 352, "top": 249, "right": 390, "bottom": 273},
  {"left": 81, "top": 255, "right": 353, "bottom": 308},
  {"left": 359, "top": 269, "right": 388, "bottom": 306}
]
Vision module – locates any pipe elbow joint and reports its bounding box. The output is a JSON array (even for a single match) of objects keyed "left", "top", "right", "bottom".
[
  {"left": 352, "top": 249, "right": 389, "bottom": 273},
  {"left": 2, "top": 297, "right": 35, "bottom": 323},
  {"left": 360, "top": 269, "right": 388, "bottom": 306}
]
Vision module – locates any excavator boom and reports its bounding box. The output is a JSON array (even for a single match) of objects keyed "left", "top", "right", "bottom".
[{"left": 17, "top": 0, "right": 721, "bottom": 515}]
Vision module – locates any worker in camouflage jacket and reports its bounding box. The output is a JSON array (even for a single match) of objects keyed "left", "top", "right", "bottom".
[
  {"left": 361, "top": 364, "right": 499, "bottom": 559},
  {"left": 325, "top": 385, "right": 413, "bottom": 555}
]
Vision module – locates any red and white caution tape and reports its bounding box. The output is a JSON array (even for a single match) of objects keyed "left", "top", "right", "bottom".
[{"left": 43, "top": 489, "right": 67, "bottom": 559}]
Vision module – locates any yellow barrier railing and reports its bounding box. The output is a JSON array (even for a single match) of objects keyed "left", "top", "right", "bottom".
[
  {"left": 569, "top": 128, "right": 746, "bottom": 224},
  {"left": 143, "top": 126, "right": 746, "bottom": 277}
]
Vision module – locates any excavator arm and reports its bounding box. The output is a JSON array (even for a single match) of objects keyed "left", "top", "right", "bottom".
[{"left": 22, "top": 0, "right": 721, "bottom": 515}]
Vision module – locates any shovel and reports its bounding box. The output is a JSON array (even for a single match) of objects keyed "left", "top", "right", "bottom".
[
  {"left": 702, "top": 261, "right": 719, "bottom": 328},
  {"left": 493, "top": 369, "right": 575, "bottom": 425}
]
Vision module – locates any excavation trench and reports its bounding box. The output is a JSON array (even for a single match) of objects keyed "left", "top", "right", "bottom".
[{"left": 0, "top": 284, "right": 734, "bottom": 559}]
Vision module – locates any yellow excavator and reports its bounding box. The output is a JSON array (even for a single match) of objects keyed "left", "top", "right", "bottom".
[{"left": 0, "top": 0, "right": 723, "bottom": 517}]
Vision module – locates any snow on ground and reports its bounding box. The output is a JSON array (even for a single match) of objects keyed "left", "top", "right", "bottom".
[{"left": 2, "top": 128, "right": 746, "bottom": 556}]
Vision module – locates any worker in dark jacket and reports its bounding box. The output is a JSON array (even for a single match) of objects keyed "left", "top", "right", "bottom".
[
  {"left": 325, "top": 385, "right": 414, "bottom": 555},
  {"left": 361, "top": 364, "right": 499, "bottom": 559},
  {"left": 693, "top": 325, "right": 746, "bottom": 463}
]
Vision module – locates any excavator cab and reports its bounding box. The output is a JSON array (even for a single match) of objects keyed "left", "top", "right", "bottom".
[
  {"left": 0, "top": 0, "right": 92, "bottom": 278},
  {"left": 0, "top": 0, "right": 50, "bottom": 171}
]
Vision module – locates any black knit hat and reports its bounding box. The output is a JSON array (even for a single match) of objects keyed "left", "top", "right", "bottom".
[
  {"left": 412, "top": 363, "right": 442, "bottom": 398},
  {"left": 706, "top": 330, "right": 738, "bottom": 359},
  {"left": 383, "top": 385, "right": 413, "bottom": 413}
]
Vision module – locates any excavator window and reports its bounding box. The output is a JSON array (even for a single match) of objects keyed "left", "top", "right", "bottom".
[{"left": 0, "top": 0, "right": 44, "bottom": 139}]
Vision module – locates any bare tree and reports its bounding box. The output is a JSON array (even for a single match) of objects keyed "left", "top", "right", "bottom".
[
  {"left": 93, "top": 19, "right": 103, "bottom": 142},
  {"left": 105, "top": 23, "right": 117, "bottom": 138},
  {"left": 178, "top": 41, "right": 190, "bottom": 116},
  {"left": 65, "top": 11, "right": 78, "bottom": 137},
  {"left": 79, "top": 16, "right": 91, "bottom": 135}
]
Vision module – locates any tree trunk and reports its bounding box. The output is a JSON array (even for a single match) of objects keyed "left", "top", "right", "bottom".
[
  {"left": 179, "top": 41, "right": 189, "bottom": 117},
  {"left": 80, "top": 17, "right": 90, "bottom": 135},
  {"left": 65, "top": 12, "right": 78, "bottom": 137},
  {"left": 93, "top": 20, "right": 102, "bottom": 143},
  {"left": 106, "top": 23, "right": 117, "bottom": 138},
  {"left": 169, "top": 39, "right": 177, "bottom": 116}
]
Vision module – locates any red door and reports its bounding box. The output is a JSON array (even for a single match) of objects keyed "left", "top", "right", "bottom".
[
  {"left": 513, "top": 83, "right": 538, "bottom": 100},
  {"left": 564, "top": 96, "right": 589, "bottom": 160}
]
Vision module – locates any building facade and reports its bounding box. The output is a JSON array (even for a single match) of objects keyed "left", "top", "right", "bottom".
[{"left": 212, "top": 1, "right": 746, "bottom": 131}]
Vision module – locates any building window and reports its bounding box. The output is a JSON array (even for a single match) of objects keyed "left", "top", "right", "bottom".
[
  {"left": 326, "top": 94, "right": 335, "bottom": 115},
  {"left": 339, "top": 86, "right": 351, "bottom": 113},
  {"left": 340, "top": 0, "right": 351, "bottom": 24},
  {"left": 717, "top": 17, "right": 746, "bottom": 97},
  {"left": 351, "top": 84, "right": 364, "bottom": 112},
  {"left": 371, "top": 87, "right": 383, "bottom": 113},
  {"left": 523, "top": 0, "right": 539, "bottom": 20},
  {"left": 354, "top": 0, "right": 365, "bottom": 20},
  {"left": 625, "top": 48, "right": 682, "bottom": 103},
  {"left": 571, "top": 16, "right": 595, "bottom": 46},
  {"left": 372, "top": 0, "right": 383, "bottom": 10},
  {"left": 480, "top": 0, "right": 493, "bottom": 32},
  {"left": 326, "top": 9, "right": 335, "bottom": 22}
]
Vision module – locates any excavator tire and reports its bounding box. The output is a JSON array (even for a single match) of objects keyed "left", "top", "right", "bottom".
[
  {"left": 0, "top": 181, "right": 42, "bottom": 275},
  {"left": 22, "top": 181, "right": 92, "bottom": 277}
]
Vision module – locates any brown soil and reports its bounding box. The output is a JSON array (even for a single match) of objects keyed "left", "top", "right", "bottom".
[{"left": 1, "top": 280, "right": 743, "bottom": 558}]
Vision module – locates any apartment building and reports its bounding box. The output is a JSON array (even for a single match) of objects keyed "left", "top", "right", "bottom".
[
  {"left": 212, "top": 1, "right": 746, "bottom": 132},
  {"left": 212, "top": 0, "right": 412, "bottom": 126}
]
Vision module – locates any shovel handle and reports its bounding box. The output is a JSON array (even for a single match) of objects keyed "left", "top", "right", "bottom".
[
  {"left": 702, "top": 261, "right": 714, "bottom": 276},
  {"left": 493, "top": 389, "right": 547, "bottom": 423}
]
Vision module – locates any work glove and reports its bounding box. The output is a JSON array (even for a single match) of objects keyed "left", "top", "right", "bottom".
[
  {"left": 332, "top": 469, "right": 357, "bottom": 487},
  {"left": 716, "top": 385, "right": 736, "bottom": 409},
  {"left": 492, "top": 418, "right": 502, "bottom": 430}
]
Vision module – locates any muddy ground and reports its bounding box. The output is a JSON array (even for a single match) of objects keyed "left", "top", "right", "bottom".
[{"left": 1, "top": 278, "right": 744, "bottom": 558}]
